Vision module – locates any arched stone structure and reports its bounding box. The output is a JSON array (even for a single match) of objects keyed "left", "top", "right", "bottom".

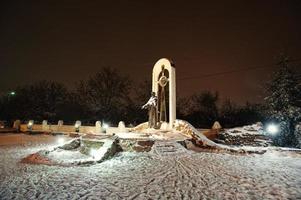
[{"left": 152, "top": 58, "right": 176, "bottom": 129}]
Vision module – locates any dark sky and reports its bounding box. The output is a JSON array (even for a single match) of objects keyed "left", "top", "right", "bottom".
[{"left": 1, "top": 0, "right": 300, "bottom": 104}]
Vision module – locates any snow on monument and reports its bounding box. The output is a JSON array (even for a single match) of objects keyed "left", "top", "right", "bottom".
[
  {"left": 152, "top": 58, "right": 176, "bottom": 129},
  {"left": 19, "top": 57, "right": 270, "bottom": 168}
]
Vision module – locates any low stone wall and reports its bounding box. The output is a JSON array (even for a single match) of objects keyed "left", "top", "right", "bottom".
[{"left": 20, "top": 124, "right": 126, "bottom": 135}]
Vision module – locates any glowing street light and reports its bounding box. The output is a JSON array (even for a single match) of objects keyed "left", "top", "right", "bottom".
[
  {"left": 27, "top": 120, "right": 34, "bottom": 131},
  {"left": 9, "top": 91, "right": 16, "bottom": 96},
  {"left": 102, "top": 123, "right": 109, "bottom": 129},
  {"left": 266, "top": 123, "right": 279, "bottom": 135},
  {"left": 74, "top": 121, "right": 81, "bottom": 132},
  {"left": 102, "top": 123, "right": 109, "bottom": 134}
]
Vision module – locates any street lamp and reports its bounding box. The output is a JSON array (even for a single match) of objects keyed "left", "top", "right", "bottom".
[
  {"left": 102, "top": 123, "right": 109, "bottom": 134},
  {"left": 266, "top": 123, "right": 279, "bottom": 135},
  {"left": 27, "top": 120, "right": 34, "bottom": 132}
]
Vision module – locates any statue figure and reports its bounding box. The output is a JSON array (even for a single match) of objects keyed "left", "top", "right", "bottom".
[
  {"left": 158, "top": 65, "right": 168, "bottom": 122},
  {"left": 142, "top": 92, "right": 158, "bottom": 128}
]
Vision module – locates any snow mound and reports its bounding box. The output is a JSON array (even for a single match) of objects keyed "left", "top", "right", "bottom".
[
  {"left": 225, "top": 122, "right": 264, "bottom": 136},
  {"left": 22, "top": 137, "right": 119, "bottom": 166},
  {"left": 174, "top": 119, "right": 222, "bottom": 148},
  {"left": 217, "top": 122, "right": 271, "bottom": 147},
  {"left": 129, "top": 122, "right": 148, "bottom": 132},
  {"left": 2, "top": 134, "right": 301, "bottom": 199},
  {"left": 174, "top": 120, "right": 267, "bottom": 154}
]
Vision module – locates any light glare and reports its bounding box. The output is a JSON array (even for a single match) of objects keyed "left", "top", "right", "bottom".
[
  {"left": 27, "top": 121, "right": 33, "bottom": 128},
  {"left": 103, "top": 123, "right": 109, "bottom": 129},
  {"left": 90, "top": 149, "right": 101, "bottom": 160},
  {"left": 267, "top": 124, "right": 279, "bottom": 134}
]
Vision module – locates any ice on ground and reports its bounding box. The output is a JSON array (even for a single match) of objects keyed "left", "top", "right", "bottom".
[{"left": 0, "top": 133, "right": 301, "bottom": 199}]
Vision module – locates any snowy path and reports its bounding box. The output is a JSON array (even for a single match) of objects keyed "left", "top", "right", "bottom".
[{"left": 0, "top": 134, "right": 301, "bottom": 199}]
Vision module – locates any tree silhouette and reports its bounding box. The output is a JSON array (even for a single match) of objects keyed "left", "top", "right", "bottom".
[
  {"left": 0, "top": 81, "right": 68, "bottom": 122},
  {"left": 76, "top": 67, "right": 131, "bottom": 124},
  {"left": 264, "top": 56, "right": 301, "bottom": 147}
]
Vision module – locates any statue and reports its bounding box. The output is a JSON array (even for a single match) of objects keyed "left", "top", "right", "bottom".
[
  {"left": 142, "top": 92, "right": 158, "bottom": 128},
  {"left": 158, "top": 65, "right": 168, "bottom": 122},
  {"left": 152, "top": 58, "right": 176, "bottom": 129}
]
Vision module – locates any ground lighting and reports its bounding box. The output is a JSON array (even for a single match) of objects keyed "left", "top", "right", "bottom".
[
  {"left": 27, "top": 121, "right": 33, "bottom": 129},
  {"left": 102, "top": 123, "right": 109, "bottom": 129},
  {"left": 75, "top": 122, "right": 81, "bottom": 132},
  {"left": 266, "top": 123, "right": 279, "bottom": 135},
  {"left": 90, "top": 148, "right": 103, "bottom": 160},
  {"left": 102, "top": 124, "right": 109, "bottom": 129},
  {"left": 90, "top": 149, "right": 98, "bottom": 159}
]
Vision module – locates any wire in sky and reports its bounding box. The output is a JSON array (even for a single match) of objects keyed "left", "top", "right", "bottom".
[{"left": 177, "top": 59, "right": 301, "bottom": 81}]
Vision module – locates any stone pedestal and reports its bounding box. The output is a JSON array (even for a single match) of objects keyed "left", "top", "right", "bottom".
[
  {"left": 118, "top": 121, "right": 128, "bottom": 133},
  {"left": 42, "top": 120, "right": 48, "bottom": 131},
  {"left": 95, "top": 121, "right": 102, "bottom": 134}
]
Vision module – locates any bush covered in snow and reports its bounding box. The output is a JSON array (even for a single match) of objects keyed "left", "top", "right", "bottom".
[
  {"left": 264, "top": 56, "right": 301, "bottom": 147},
  {"left": 217, "top": 123, "right": 271, "bottom": 146}
]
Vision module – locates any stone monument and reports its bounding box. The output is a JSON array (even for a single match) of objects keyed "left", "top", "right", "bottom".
[{"left": 152, "top": 58, "right": 176, "bottom": 129}]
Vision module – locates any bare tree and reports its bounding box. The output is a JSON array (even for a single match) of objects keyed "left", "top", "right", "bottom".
[
  {"left": 0, "top": 80, "right": 68, "bottom": 122},
  {"left": 76, "top": 67, "right": 131, "bottom": 124}
]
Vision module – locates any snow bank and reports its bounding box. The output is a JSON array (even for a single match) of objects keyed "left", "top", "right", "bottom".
[
  {"left": 1, "top": 134, "right": 301, "bottom": 199},
  {"left": 174, "top": 119, "right": 222, "bottom": 148},
  {"left": 217, "top": 122, "right": 271, "bottom": 146},
  {"left": 225, "top": 122, "right": 264, "bottom": 136},
  {"left": 22, "top": 137, "right": 120, "bottom": 166}
]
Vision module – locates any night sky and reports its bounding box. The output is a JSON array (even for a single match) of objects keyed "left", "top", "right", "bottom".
[{"left": 1, "top": 1, "right": 300, "bottom": 104}]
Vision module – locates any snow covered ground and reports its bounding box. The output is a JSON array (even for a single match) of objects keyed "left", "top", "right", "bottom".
[{"left": 1, "top": 133, "right": 301, "bottom": 199}]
